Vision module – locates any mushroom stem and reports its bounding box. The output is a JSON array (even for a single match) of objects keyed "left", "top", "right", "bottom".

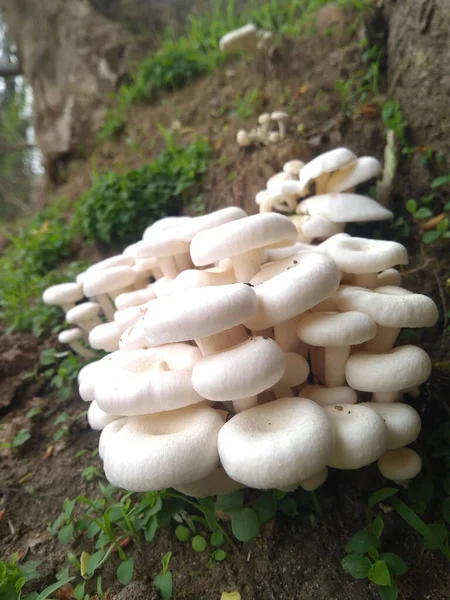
[
  {"left": 372, "top": 391, "right": 400, "bottom": 403},
  {"left": 273, "top": 385, "right": 293, "bottom": 399},
  {"left": 274, "top": 317, "right": 308, "bottom": 358},
  {"left": 315, "top": 173, "right": 329, "bottom": 195},
  {"left": 175, "top": 252, "right": 194, "bottom": 272},
  {"left": 232, "top": 396, "right": 258, "bottom": 413},
  {"left": 311, "top": 346, "right": 350, "bottom": 387},
  {"left": 69, "top": 341, "right": 96, "bottom": 359},
  {"left": 78, "top": 316, "right": 103, "bottom": 333},
  {"left": 230, "top": 248, "right": 263, "bottom": 282},
  {"left": 251, "top": 328, "right": 274, "bottom": 339},
  {"left": 133, "top": 280, "right": 148, "bottom": 290},
  {"left": 277, "top": 120, "right": 287, "bottom": 140},
  {"left": 61, "top": 303, "right": 76, "bottom": 313},
  {"left": 96, "top": 294, "right": 116, "bottom": 321},
  {"left": 109, "top": 286, "right": 134, "bottom": 300},
  {"left": 365, "top": 326, "right": 400, "bottom": 353},
  {"left": 152, "top": 266, "right": 164, "bottom": 279},
  {"left": 342, "top": 272, "right": 378, "bottom": 289},
  {"left": 158, "top": 256, "right": 180, "bottom": 278},
  {"left": 195, "top": 325, "right": 248, "bottom": 356}
]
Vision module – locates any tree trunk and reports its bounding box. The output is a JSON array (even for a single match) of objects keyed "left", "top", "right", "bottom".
[{"left": 383, "top": 0, "right": 450, "bottom": 166}]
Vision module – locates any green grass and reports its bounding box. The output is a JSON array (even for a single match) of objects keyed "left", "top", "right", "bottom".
[{"left": 100, "top": 0, "right": 370, "bottom": 139}]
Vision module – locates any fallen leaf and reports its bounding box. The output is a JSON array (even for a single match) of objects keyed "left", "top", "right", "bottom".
[
  {"left": 42, "top": 445, "right": 54, "bottom": 460},
  {"left": 18, "top": 473, "right": 33, "bottom": 485},
  {"left": 421, "top": 213, "right": 447, "bottom": 230},
  {"left": 298, "top": 84, "right": 309, "bottom": 95},
  {"left": 57, "top": 583, "right": 75, "bottom": 600},
  {"left": 112, "top": 537, "right": 131, "bottom": 552},
  {"left": 221, "top": 593, "right": 241, "bottom": 600},
  {"left": 361, "top": 103, "right": 380, "bottom": 119},
  {"left": 0, "top": 507, "right": 5, "bottom": 521}
]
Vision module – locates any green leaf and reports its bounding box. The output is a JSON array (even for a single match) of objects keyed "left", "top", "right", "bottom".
[
  {"left": 422, "top": 230, "right": 441, "bottom": 244},
  {"left": 253, "top": 492, "right": 278, "bottom": 524},
  {"left": 58, "top": 523, "right": 74, "bottom": 545},
  {"left": 368, "top": 547, "right": 379, "bottom": 561},
  {"left": 406, "top": 477, "right": 435, "bottom": 505},
  {"left": 117, "top": 558, "right": 134, "bottom": 585},
  {"left": 442, "top": 497, "right": 450, "bottom": 524},
  {"left": 368, "top": 561, "right": 391, "bottom": 586},
  {"left": 371, "top": 516, "right": 384, "bottom": 540},
  {"left": 279, "top": 497, "right": 297, "bottom": 517},
  {"left": 212, "top": 549, "right": 227, "bottom": 561},
  {"left": 345, "top": 528, "right": 379, "bottom": 554},
  {"left": 444, "top": 201, "right": 450, "bottom": 210},
  {"left": 34, "top": 576, "right": 74, "bottom": 600},
  {"left": 378, "top": 581, "right": 399, "bottom": 600},
  {"left": 25, "top": 407, "right": 42, "bottom": 419},
  {"left": 231, "top": 508, "right": 260, "bottom": 542},
  {"left": 379, "top": 552, "right": 408, "bottom": 576},
  {"left": 215, "top": 490, "right": 244, "bottom": 512},
  {"left": 405, "top": 199, "right": 417, "bottom": 214},
  {"left": 175, "top": 525, "right": 191, "bottom": 542},
  {"left": 87, "top": 550, "right": 105, "bottom": 576},
  {"left": 437, "top": 217, "right": 449, "bottom": 232},
  {"left": 414, "top": 207, "right": 433, "bottom": 220},
  {"left": 153, "top": 571, "right": 172, "bottom": 600},
  {"left": 368, "top": 488, "right": 398, "bottom": 510},
  {"left": 145, "top": 515, "right": 158, "bottom": 542},
  {"left": 424, "top": 523, "right": 448, "bottom": 549},
  {"left": 431, "top": 174, "right": 450, "bottom": 188},
  {"left": 12, "top": 429, "right": 31, "bottom": 447},
  {"left": 198, "top": 497, "right": 217, "bottom": 531},
  {"left": 74, "top": 582, "right": 86, "bottom": 600},
  {"left": 161, "top": 552, "right": 172, "bottom": 574},
  {"left": 341, "top": 554, "right": 371, "bottom": 579},
  {"left": 55, "top": 412, "right": 71, "bottom": 425},
  {"left": 191, "top": 535, "right": 207, "bottom": 553},
  {"left": 211, "top": 529, "right": 224, "bottom": 547}
]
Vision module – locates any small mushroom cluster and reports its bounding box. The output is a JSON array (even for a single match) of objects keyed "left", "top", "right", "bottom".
[
  {"left": 41, "top": 191, "right": 438, "bottom": 496},
  {"left": 219, "top": 24, "right": 274, "bottom": 55},
  {"left": 255, "top": 147, "right": 387, "bottom": 242},
  {"left": 237, "top": 111, "right": 289, "bottom": 147}
]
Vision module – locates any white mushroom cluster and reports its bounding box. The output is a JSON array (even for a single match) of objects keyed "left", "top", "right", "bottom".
[
  {"left": 256, "top": 148, "right": 387, "bottom": 243},
  {"left": 40, "top": 193, "right": 437, "bottom": 496},
  {"left": 237, "top": 111, "right": 289, "bottom": 147},
  {"left": 219, "top": 24, "right": 274, "bottom": 55}
]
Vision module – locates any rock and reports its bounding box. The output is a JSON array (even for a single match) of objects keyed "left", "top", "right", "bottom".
[{"left": 114, "top": 581, "right": 159, "bottom": 600}]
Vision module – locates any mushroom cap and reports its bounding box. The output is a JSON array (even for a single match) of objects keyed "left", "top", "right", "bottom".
[
  {"left": 94, "top": 346, "right": 203, "bottom": 415},
  {"left": 297, "top": 311, "right": 376, "bottom": 346},
  {"left": 87, "top": 254, "right": 134, "bottom": 273},
  {"left": 258, "top": 113, "right": 271, "bottom": 124},
  {"left": 83, "top": 266, "right": 136, "bottom": 297},
  {"left": 360, "top": 402, "right": 421, "bottom": 449},
  {"left": 136, "top": 229, "right": 189, "bottom": 258},
  {"left": 178, "top": 207, "right": 247, "bottom": 242},
  {"left": 377, "top": 448, "right": 422, "bottom": 482},
  {"left": 114, "top": 302, "right": 151, "bottom": 333},
  {"left": 297, "top": 193, "right": 393, "bottom": 222},
  {"left": 88, "top": 322, "right": 121, "bottom": 352},
  {"left": 237, "top": 130, "right": 251, "bottom": 147},
  {"left": 301, "top": 215, "right": 345, "bottom": 239},
  {"left": 301, "top": 384, "right": 357, "bottom": 406},
  {"left": 174, "top": 467, "right": 243, "bottom": 498},
  {"left": 326, "top": 156, "right": 382, "bottom": 193},
  {"left": 115, "top": 287, "right": 156, "bottom": 310},
  {"left": 119, "top": 318, "right": 149, "bottom": 351},
  {"left": 244, "top": 252, "right": 340, "bottom": 330},
  {"left": 172, "top": 267, "right": 236, "bottom": 292},
  {"left": 79, "top": 359, "right": 107, "bottom": 402},
  {"left": 219, "top": 24, "right": 258, "bottom": 53},
  {"left": 66, "top": 302, "right": 100, "bottom": 324},
  {"left": 88, "top": 400, "right": 120, "bottom": 430},
  {"left": 345, "top": 345, "right": 432, "bottom": 392},
  {"left": 300, "top": 467, "right": 328, "bottom": 491},
  {"left": 283, "top": 160, "right": 305, "bottom": 176},
  {"left": 144, "top": 216, "right": 192, "bottom": 237},
  {"left": 272, "top": 352, "right": 309, "bottom": 388},
  {"left": 192, "top": 337, "right": 286, "bottom": 401},
  {"left": 298, "top": 147, "right": 357, "bottom": 191},
  {"left": 78, "top": 359, "right": 102, "bottom": 386},
  {"left": 123, "top": 242, "right": 141, "bottom": 257},
  {"left": 143, "top": 283, "right": 258, "bottom": 345},
  {"left": 190, "top": 213, "right": 297, "bottom": 266},
  {"left": 58, "top": 328, "right": 84, "bottom": 344},
  {"left": 333, "top": 285, "right": 438, "bottom": 327},
  {"left": 264, "top": 242, "right": 312, "bottom": 262},
  {"left": 317, "top": 235, "right": 407, "bottom": 273},
  {"left": 267, "top": 172, "right": 295, "bottom": 190},
  {"left": 271, "top": 111, "right": 289, "bottom": 121},
  {"left": 324, "top": 404, "right": 387, "bottom": 469},
  {"left": 218, "top": 398, "right": 335, "bottom": 489},
  {"left": 100, "top": 404, "right": 224, "bottom": 491},
  {"left": 376, "top": 268, "right": 402, "bottom": 287},
  {"left": 43, "top": 282, "right": 84, "bottom": 306}
]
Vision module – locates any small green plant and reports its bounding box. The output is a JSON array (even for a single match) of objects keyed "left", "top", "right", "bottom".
[
  {"left": 382, "top": 101, "right": 407, "bottom": 145},
  {"left": 0, "top": 428, "right": 32, "bottom": 450},
  {"left": 0, "top": 553, "right": 73, "bottom": 600},
  {"left": 40, "top": 348, "right": 87, "bottom": 401},
  {"left": 74, "top": 137, "right": 210, "bottom": 245},
  {"left": 406, "top": 195, "right": 450, "bottom": 245},
  {"left": 232, "top": 88, "right": 264, "bottom": 120},
  {"left": 153, "top": 552, "right": 173, "bottom": 600}
]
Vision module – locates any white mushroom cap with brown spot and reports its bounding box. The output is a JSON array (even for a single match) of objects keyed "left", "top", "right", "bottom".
[
  {"left": 345, "top": 345, "right": 432, "bottom": 392},
  {"left": 360, "top": 402, "right": 421, "bottom": 450},
  {"left": 191, "top": 336, "right": 286, "bottom": 401},
  {"left": 244, "top": 252, "right": 340, "bottom": 330},
  {"left": 324, "top": 404, "right": 387, "bottom": 469},
  {"left": 100, "top": 405, "right": 224, "bottom": 491},
  {"left": 297, "top": 311, "right": 377, "bottom": 346},
  {"left": 333, "top": 285, "right": 438, "bottom": 327},
  {"left": 297, "top": 193, "right": 393, "bottom": 222},
  {"left": 143, "top": 283, "right": 258, "bottom": 346},
  {"left": 218, "top": 398, "right": 335, "bottom": 489}
]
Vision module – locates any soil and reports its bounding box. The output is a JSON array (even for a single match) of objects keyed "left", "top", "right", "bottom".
[{"left": 1, "top": 5, "right": 450, "bottom": 600}]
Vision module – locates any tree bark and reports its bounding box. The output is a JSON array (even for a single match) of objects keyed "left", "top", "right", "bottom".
[{"left": 383, "top": 0, "right": 450, "bottom": 166}]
